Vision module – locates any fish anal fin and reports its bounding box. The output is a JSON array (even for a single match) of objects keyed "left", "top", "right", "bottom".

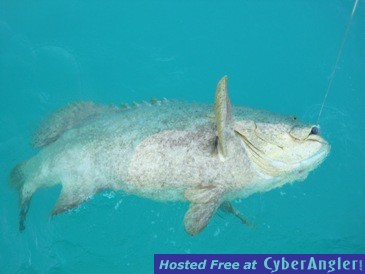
[
  {"left": 51, "top": 184, "right": 102, "bottom": 216},
  {"left": 184, "top": 185, "right": 225, "bottom": 235},
  {"left": 214, "top": 76, "right": 234, "bottom": 159}
]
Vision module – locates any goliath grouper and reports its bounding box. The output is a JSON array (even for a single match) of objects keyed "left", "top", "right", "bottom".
[{"left": 9, "top": 76, "right": 330, "bottom": 235}]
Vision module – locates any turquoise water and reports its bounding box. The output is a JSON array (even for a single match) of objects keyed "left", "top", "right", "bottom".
[{"left": 1, "top": 0, "right": 364, "bottom": 273}]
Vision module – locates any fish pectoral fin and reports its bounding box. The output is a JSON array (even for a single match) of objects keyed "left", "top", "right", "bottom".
[
  {"left": 184, "top": 185, "right": 225, "bottom": 235},
  {"left": 219, "top": 201, "right": 254, "bottom": 228},
  {"left": 214, "top": 76, "right": 234, "bottom": 160}
]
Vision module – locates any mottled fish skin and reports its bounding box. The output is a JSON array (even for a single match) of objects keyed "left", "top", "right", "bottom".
[{"left": 9, "top": 77, "right": 330, "bottom": 235}]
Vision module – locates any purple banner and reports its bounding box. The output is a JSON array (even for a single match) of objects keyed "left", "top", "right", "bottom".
[{"left": 154, "top": 254, "right": 365, "bottom": 274}]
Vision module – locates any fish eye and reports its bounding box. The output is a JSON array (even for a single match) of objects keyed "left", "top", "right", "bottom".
[{"left": 310, "top": 126, "right": 320, "bottom": 135}]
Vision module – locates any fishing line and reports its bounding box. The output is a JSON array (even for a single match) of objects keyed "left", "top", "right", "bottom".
[{"left": 317, "top": 0, "right": 359, "bottom": 124}]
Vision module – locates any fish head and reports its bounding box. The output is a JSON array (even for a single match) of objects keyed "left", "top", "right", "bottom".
[{"left": 234, "top": 113, "right": 330, "bottom": 180}]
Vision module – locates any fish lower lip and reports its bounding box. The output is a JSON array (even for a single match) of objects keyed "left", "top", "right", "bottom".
[{"left": 301, "top": 144, "right": 330, "bottom": 167}]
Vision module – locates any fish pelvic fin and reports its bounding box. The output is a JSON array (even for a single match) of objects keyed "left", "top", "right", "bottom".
[
  {"left": 184, "top": 185, "right": 225, "bottom": 235},
  {"left": 219, "top": 201, "right": 254, "bottom": 228}
]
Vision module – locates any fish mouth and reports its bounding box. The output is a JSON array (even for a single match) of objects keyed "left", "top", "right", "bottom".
[
  {"left": 236, "top": 130, "right": 330, "bottom": 178},
  {"left": 298, "top": 141, "right": 330, "bottom": 170},
  {"left": 268, "top": 141, "right": 330, "bottom": 182}
]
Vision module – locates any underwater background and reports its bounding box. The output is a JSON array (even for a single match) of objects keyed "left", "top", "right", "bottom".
[{"left": 0, "top": 0, "right": 364, "bottom": 273}]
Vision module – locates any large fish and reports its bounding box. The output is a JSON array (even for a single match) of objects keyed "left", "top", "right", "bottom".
[{"left": 9, "top": 76, "right": 330, "bottom": 235}]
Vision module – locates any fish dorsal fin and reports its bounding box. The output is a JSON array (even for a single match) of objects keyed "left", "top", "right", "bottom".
[
  {"left": 32, "top": 101, "right": 118, "bottom": 148},
  {"left": 214, "top": 76, "right": 233, "bottom": 159}
]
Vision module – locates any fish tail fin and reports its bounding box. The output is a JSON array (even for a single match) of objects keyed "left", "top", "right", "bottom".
[
  {"left": 10, "top": 158, "right": 108, "bottom": 230},
  {"left": 9, "top": 162, "right": 25, "bottom": 192},
  {"left": 9, "top": 161, "right": 37, "bottom": 231}
]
